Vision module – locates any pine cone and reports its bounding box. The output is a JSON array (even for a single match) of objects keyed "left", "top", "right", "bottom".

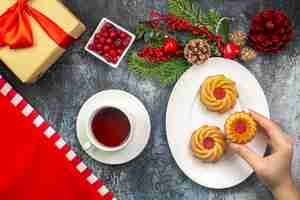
[
  {"left": 240, "top": 47, "right": 257, "bottom": 62},
  {"left": 184, "top": 39, "right": 211, "bottom": 65},
  {"left": 249, "top": 9, "right": 293, "bottom": 53},
  {"left": 229, "top": 31, "right": 247, "bottom": 47}
]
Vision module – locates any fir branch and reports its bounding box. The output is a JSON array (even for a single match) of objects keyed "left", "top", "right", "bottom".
[
  {"left": 135, "top": 23, "right": 166, "bottom": 47},
  {"left": 128, "top": 52, "right": 191, "bottom": 86},
  {"left": 201, "top": 9, "right": 222, "bottom": 33},
  {"left": 168, "top": 0, "right": 228, "bottom": 36},
  {"left": 215, "top": 17, "right": 230, "bottom": 41},
  {"left": 168, "top": 0, "right": 202, "bottom": 24}
]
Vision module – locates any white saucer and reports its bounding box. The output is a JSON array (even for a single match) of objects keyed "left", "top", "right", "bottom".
[{"left": 76, "top": 90, "right": 151, "bottom": 165}]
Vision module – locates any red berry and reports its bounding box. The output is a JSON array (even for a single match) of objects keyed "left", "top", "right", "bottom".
[
  {"left": 104, "top": 53, "right": 111, "bottom": 61},
  {"left": 116, "top": 30, "right": 123, "bottom": 37},
  {"left": 103, "top": 22, "right": 113, "bottom": 29},
  {"left": 111, "top": 57, "right": 118, "bottom": 64},
  {"left": 110, "top": 44, "right": 116, "bottom": 49},
  {"left": 95, "top": 33, "right": 102, "bottom": 40},
  {"left": 101, "top": 31, "right": 109, "bottom": 38},
  {"left": 110, "top": 31, "right": 117, "bottom": 39},
  {"left": 93, "top": 38, "right": 100, "bottom": 44},
  {"left": 99, "top": 37, "right": 106, "bottom": 44},
  {"left": 119, "top": 32, "right": 127, "bottom": 38},
  {"left": 96, "top": 44, "right": 103, "bottom": 51},
  {"left": 109, "top": 49, "right": 117, "bottom": 58},
  {"left": 122, "top": 39, "right": 130, "bottom": 47},
  {"left": 101, "top": 26, "right": 106, "bottom": 30},
  {"left": 106, "top": 38, "right": 113, "bottom": 44},
  {"left": 117, "top": 49, "right": 123, "bottom": 55},
  {"left": 103, "top": 45, "right": 110, "bottom": 52}
]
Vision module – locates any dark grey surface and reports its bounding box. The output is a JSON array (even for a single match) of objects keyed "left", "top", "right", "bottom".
[{"left": 1, "top": 0, "right": 300, "bottom": 199}]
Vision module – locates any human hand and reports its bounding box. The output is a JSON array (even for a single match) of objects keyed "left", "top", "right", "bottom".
[{"left": 229, "top": 110, "right": 300, "bottom": 200}]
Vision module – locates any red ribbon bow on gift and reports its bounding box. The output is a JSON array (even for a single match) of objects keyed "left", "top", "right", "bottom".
[{"left": 0, "top": 0, "right": 74, "bottom": 49}]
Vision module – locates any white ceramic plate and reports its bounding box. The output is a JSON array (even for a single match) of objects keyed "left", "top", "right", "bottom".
[
  {"left": 77, "top": 90, "right": 151, "bottom": 165},
  {"left": 166, "top": 57, "right": 270, "bottom": 189}
]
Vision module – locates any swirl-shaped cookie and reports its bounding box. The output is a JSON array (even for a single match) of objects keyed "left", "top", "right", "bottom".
[
  {"left": 225, "top": 112, "right": 257, "bottom": 144},
  {"left": 191, "top": 125, "right": 226, "bottom": 162},
  {"left": 199, "top": 75, "right": 239, "bottom": 113}
]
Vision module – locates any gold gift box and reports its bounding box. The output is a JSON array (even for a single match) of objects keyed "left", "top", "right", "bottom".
[{"left": 0, "top": 0, "right": 86, "bottom": 83}]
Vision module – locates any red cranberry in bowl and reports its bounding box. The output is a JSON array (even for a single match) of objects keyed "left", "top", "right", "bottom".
[
  {"left": 109, "top": 49, "right": 117, "bottom": 58},
  {"left": 98, "top": 37, "right": 105, "bottom": 44},
  {"left": 103, "top": 45, "right": 110, "bottom": 52},
  {"left": 103, "top": 22, "right": 113, "bottom": 30},
  {"left": 119, "top": 32, "right": 128, "bottom": 39},
  {"left": 106, "top": 38, "right": 113, "bottom": 45},
  {"left": 110, "top": 31, "right": 117, "bottom": 39},
  {"left": 101, "top": 31, "right": 109, "bottom": 38},
  {"left": 116, "top": 49, "right": 123, "bottom": 55},
  {"left": 122, "top": 39, "right": 130, "bottom": 47},
  {"left": 95, "top": 33, "right": 102, "bottom": 40},
  {"left": 111, "top": 56, "right": 118, "bottom": 64},
  {"left": 96, "top": 44, "right": 103, "bottom": 51},
  {"left": 85, "top": 18, "right": 135, "bottom": 67}
]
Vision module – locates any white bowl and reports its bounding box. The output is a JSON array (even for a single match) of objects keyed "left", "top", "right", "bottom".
[{"left": 84, "top": 18, "right": 136, "bottom": 68}]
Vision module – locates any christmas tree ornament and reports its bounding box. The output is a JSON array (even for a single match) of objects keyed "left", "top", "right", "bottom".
[
  {"left": 223, "top": 42, "right": 241, "bottom": 59},
  {"left": 163, "top": 37, "right": 179, "bottom": 53},
  {"left": 184, "top": 39, "right": 211, "bottom": 65},
  {"left": 229, "top": 31, "right": 247, "bottom": 47},
  {"left": 240, "top": 47, "right": 257, "bottom": 62},
  {"left": 249, "top": 9, "right": 293, "bottom": 53}
]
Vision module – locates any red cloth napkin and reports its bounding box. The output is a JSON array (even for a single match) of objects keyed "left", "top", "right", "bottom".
[{"left": 0, "top": 75, "right": 115, "bottom": 200}]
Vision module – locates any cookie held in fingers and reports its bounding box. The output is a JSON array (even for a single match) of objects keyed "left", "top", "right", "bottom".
[{"left": 225, "top": 112, "right": 257, "bottom": 144}]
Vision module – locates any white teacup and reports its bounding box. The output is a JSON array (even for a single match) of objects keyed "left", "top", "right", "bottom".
[{"left": 83, "top": 104, "right": 135, "bottom": 152}]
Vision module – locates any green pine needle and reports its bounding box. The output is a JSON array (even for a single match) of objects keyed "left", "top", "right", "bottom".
[
  {"left": 128, "top": 52, "right": 191, "bottom": 86},
  {"left": 168, "top": 0, "right": 228, "bottom": 36},
  {"left": 168, "top": 0, "right": 202, "bottom": 24},
  {"left": 135, "top": 23, "right": 166, "bottom": 47},
  {"left": 201, "top": 9, "right": 221, "bottom": 33}
]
